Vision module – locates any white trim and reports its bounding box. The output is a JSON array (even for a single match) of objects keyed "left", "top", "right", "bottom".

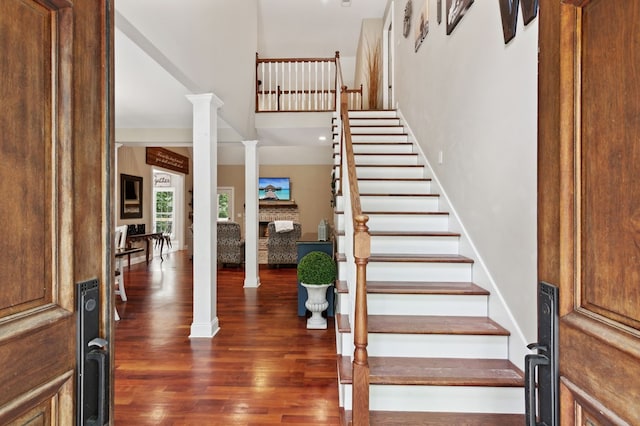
[{"left": 382, "top": 2, "right": 395, "bottom": 110}]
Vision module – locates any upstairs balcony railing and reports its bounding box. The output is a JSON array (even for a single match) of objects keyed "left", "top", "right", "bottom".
[{"left": 255, "top": 52, "right": 362, "bottom": 112}]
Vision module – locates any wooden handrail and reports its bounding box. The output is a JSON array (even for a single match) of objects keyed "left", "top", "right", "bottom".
[
  {"left": 339, "top": 90, "right": 370, "bottom": 425},
  {"left": 256, "top": 54, "right": 338, "bottom": 64}
]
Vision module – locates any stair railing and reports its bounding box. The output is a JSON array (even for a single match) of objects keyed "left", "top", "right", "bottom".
[
  {"left": 255, "top": 52, "right": 362, "bottom": 112},
  {"left": 336, "top": 55, "right": 371, "bottom": 426}
]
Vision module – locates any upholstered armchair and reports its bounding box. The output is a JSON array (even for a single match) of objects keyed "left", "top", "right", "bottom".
[
  {"left": 267, "top": 221, "right": 302, "bottom": 266},
  {"left": 217, "top": 222, "right": 245, "bottom": 267}
]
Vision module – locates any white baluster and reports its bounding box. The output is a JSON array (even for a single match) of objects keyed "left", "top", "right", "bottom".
[{"left": 268, "top": 62, "right": 272, "bottom": 110}]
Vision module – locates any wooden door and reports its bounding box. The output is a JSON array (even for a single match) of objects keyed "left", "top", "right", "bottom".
[
  {"left": 539, "top": 1, "right": 640, "bottom": 424},
  {"left": 0, "top": 1, "right": 113, "bottom": 424}
]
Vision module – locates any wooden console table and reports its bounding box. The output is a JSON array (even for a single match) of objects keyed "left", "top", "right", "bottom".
[{"left": 126, "top": 232, "right": 170, "bottom": 264}]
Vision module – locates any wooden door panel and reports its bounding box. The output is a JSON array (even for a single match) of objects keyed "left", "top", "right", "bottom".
[
  {"left": 580, "top": 1, "right": 640, "bottom": 330},
  {"left": 0, "top": 0, "right": 111, "bottom": 424},
  {"left": 539, "top": 0, "right": 640, "bottom": 424},
  {"left": 0, "top": 1, "right": 75, "bottom": 423},
  {"left": 0, "top": 0, "right": 54, "bottom": 317}
]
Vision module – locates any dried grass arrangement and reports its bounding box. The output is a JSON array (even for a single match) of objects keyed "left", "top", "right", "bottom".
[{"left": 365, "top": 37, "right": 382, "bottom": 110}]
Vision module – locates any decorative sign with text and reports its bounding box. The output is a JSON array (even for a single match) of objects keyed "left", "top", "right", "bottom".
[{"left": 146, "top": 147, "right": 189, "bottom": 174}]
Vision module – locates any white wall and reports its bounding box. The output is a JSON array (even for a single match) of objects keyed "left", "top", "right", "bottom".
[
  {"left": 116, "top": 0, "right": 258, "bottom": 140},
  {"left": 389, "top": 0, "right": 538, "bottom": 343}
]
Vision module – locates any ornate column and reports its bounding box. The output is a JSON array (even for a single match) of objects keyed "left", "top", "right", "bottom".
[{"left": 187, "top": 93, "right": 223, "bottom": 338}]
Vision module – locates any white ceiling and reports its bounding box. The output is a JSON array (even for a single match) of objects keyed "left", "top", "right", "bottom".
[{"left": 114, "top": 0, "right": 388, "bottom": 145}]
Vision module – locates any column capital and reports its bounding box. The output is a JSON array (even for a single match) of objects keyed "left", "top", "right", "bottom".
[
  {"left": 242, "top": 140, "right": 259, "bottom": 148},
  {"left": 186, "top": 92, "right": 224, "bottom": 109}
]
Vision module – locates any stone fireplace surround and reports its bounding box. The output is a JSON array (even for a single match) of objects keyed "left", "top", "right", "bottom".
[{"left": 258, "top": 202, "right": 299, "bottom": 264}]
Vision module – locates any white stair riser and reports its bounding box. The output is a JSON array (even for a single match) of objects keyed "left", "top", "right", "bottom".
[
  {"left": 335, "top": 155, "right": 419, "bottom": 166},
  {"left": 337, "top": 234, "right": 459, "bottom": 255},
  {"left": 366, "top": 214, "right": 450, "bottom": 232},
  {"left": 337, "top": 195, "right": 439, "bottom": 212},
  {"left": 368, "top": 293, "right": 486, "bottom": 316},
  {"left": 340, "top": 384, "right": 524, "bottom": 414},
  {"left": 334, "top": 213, "right": 450, "bottom": 233},
  {"left": 347, "top": 118, "right": 400, "bottom": 126},
  {"left": 334, "top": 144, "right": 414, "bottom": 154},
  {"left": 356, "top": 166, "right": 424, "bottom": 179},
  {"left": 347, "top": 110, "right": 398, "bottom": 119},
  {"left": 352, "top": 262, "right": 473, "bottom": 282},
  {"left": 358, "top": 180, "right": 431, "bottom": 194},
  {"left": 349, "top": 126, "right": 405, "bottom": 134},
  {"left": 370, "top": 235, "right": 459, "bottom": 255},
  {"left": 355, "top": 155, "right": 419, "bottom": 166},
  {"left": 361, "top": 196, "right": 439, "bottom": 212},
  {"left": 334, "top": 293, "right": 488, "bottom": 317},
  {"left": 351, "top": 134, "right": 409, "bottom": 143}
]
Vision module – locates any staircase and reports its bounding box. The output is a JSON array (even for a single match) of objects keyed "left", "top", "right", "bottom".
[{"left": 332, "top": 110, "right": 525, "bottom": 425}]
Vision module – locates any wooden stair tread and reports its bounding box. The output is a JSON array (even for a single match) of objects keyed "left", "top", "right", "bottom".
[
  {"left": 353, "top": 152, "right": 417, "bottom": 156},
  {"left": 338, "top": 355, "right": 524, "bottom": 386},
  {"left": 362, "top": 211, "right": 449, "bottom": 215},
  {"left": 341, "top": 409, "right": 525, "bottom": 425},
  {"left": 360, "top": 193, "right": 438, "bottom": 197},
  {"left": 355, "top": 164, "right": 424, "bottom": 167},
  {"left": 368, "top": 315, "right": 510, "bottom": 335},
  {"left": 369, "top": 230, "right": 460, "bottom": 237},
  {"left": 369, "top": 253, "right": 474, "bottom": 263},
  {"left": 333, "top": 141, "right": 413, "bottom": 145},
  {"left": 335, "top": 280, "right": 489, "bottom": 295},
  {"left": 356, "top": 177, "right": 432, "bottom": 181},
  {"left": 349, "top": 132, "right": 409, "bottom": 136},
  {"left": 336, "top": 253, "right": 474, "bottom": 263},
  {"left": 336, "top": 314, "right": 510, "bottom": 336},
  {"left": 336, "top": 230, "right": 459, "bottom": 237}
]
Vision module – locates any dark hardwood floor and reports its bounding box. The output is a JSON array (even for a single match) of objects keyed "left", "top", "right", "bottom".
[{"left": 114, "top": 251, "right": 339, "bottom": 425}]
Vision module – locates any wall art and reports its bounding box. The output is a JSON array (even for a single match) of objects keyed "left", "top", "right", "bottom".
[
  {"left": 499, "top": 0, "right": 519, "bottom": 44},
  {"left": 520, "top": 0, "right": 539, "bottom": 25},
  {"left": 403, "top": 0, "right": 412, "bottom": 38},
  {"left": 414, "top": 0, "right": 429, "bottom": 52},
  {"left": 446, "top": 0, "right": 474, "bottom": 36}
]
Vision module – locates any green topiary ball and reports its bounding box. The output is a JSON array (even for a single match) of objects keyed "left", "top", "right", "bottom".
[{"left": 297, "top": 251, "right": 337, "bottom": 285}]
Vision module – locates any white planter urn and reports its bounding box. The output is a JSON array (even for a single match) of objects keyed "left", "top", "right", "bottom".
[{"left": 301, "top": 283, "right": 331, "bottom": 329}]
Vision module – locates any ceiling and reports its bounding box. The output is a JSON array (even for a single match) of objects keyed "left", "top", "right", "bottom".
[{"left": 114, "top": 0, "right": 388, "bottom": 146}]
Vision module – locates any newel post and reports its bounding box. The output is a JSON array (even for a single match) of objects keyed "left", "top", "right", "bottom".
[{"left": 352, "top": 214, "right": 370, "bottom": 426}]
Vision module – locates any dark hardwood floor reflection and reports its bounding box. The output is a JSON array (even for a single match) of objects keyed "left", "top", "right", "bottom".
[{"left": 114, "top": 251, "right": 339, "bottom": 425}]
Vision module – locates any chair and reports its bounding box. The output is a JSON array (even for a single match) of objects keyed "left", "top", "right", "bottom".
[
  {"left": 217, "top": 222, "right": 245, "bottom": 267},
  {"left": 114, "top": 225, "right": 128, "bottom": 302},
  {"left": 267, "top": 221, "right": 302, "bottom": 266}
]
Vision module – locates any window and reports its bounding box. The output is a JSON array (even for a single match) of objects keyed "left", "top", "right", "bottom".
[
  {"left": 217, "top": 187, "right": 234, "bottom": 221},
  {"left": 153, "top": 188, "right": 175, "bottom": 236}
]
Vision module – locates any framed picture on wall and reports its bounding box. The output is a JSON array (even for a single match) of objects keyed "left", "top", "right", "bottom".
[
  {"left": 120, "top": 174, "right": 143, "bottom": 219},
  {"left": 446, "top": 0, "right": 474, "bottom": 35},
  {"left": 499, "top": 0, "right": 519, "bottom": 44}
]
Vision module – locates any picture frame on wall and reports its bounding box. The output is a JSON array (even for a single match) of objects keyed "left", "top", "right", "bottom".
[
  {"left": 446, "top": 0, "right": 474, "bottom": 36},
  {"left": 414, "top": 0, "right": 429, "bottom": 52},
  {"left": 120, "top": 174, "right": 143, "bottom": 219},
  {"left": 499, "top": 0, "right": 519, "bottom": 44}
]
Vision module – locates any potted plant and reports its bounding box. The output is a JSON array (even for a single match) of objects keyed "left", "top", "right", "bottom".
[{"left": 297, "top": 251, "right": 337, "bottom": 329}]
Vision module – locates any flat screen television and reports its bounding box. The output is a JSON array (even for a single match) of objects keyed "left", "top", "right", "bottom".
[{"left": 259, "top": 177, "right": 291, "bottom": 201}]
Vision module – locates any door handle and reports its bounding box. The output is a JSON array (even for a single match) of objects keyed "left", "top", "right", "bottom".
[
  {"left": 86, "top": 338, "right": 108, "bottom": 426},
  {"left": 525, "top": 342, "right": 549, "bottom": 426}
]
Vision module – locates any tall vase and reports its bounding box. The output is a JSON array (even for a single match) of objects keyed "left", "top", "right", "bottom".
[{"left": 301, "top": 283, "right": 331, "bottom": 329}]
